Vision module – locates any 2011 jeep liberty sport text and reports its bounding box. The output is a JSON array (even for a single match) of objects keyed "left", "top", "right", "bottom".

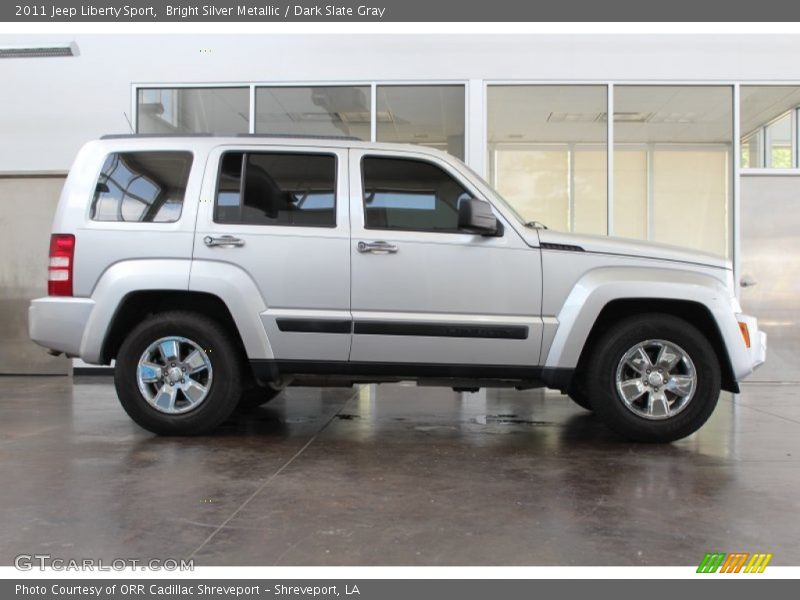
[{"left": 29, "top": 135, "right": 766, "bottom": 441}]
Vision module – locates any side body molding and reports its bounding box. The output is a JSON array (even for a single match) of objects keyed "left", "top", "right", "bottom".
[{"left": 543, "top": 266, "right": 734, "bottom": 371}]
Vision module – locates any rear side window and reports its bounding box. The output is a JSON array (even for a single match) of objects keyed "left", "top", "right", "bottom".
[
  {"left": 362, "top": 156, "right": 472, "bottom": 232},
  {"left": 214, "top": 152, "right": 336, "bottom": 227},
  {"left": 90, "top": 152, "right": 193, "bottom": 222}
]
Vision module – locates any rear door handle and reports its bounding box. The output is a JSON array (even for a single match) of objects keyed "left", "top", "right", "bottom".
[
  {"left": 357, "top": 241, "right": 398, "bottom": 254},
  {"left": 204, "top": 235, "right": 245, "bottom": 248}
]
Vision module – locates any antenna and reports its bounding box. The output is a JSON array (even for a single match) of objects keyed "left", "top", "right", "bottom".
[{"left": 123, "top": 112, "right": 134, "bottom": 134}]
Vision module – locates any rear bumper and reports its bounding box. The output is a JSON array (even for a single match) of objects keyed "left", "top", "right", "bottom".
[{"left": 28, "top": 297, "right": 95, "bottom": 357}]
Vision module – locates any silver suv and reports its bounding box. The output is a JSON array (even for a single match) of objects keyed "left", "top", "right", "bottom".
[{"left": 29, "top": 135, "right": 766, "bottom": 441}]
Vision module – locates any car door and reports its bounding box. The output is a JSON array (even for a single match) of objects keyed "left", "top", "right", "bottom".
[
  {"left": 348, "top": 148, "right": 543, "bottom": 370},
  {"left": 193, "top": 144, "right": 351, "bottom": 362}
]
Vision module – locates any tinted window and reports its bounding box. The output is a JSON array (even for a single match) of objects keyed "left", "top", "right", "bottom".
[
  {"left": 91, "top": 152, "right": 193, "bottom": 222},
  {"left": 362, "top": 157, "right": 472, "bottom": 232},
  {"left": 215, "top": 152, "right": 336, "bottom": 227}
]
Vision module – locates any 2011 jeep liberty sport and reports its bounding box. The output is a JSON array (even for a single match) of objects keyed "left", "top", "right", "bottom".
[{"left": 29, "top": 135, "right": 766, "bottom": 441}]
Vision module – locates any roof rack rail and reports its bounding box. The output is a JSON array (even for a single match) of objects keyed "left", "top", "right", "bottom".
[
  {"left": 99, "top": 133, "right": 362, "bottom": 141},
  {"left": 100, "top": 133, "right": 214, "bottom": 140},
  {"left": 234, "top": 133, "right": 361, "bottom": 141}
]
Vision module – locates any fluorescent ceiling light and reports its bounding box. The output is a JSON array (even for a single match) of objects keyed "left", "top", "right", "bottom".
[
  {"left": 548, "top": 112, "right": 601, "bottom": 123},
  {"left": 597, "top": 112, "right": 653, "bottom": 123},
  {"left": 0, "top": 42, "right": 79, "bottom": 59},
  {"left": 280, "top": 111, "right": 394, "bottom": 124},
  {"left": 648, "top": 112, "right": 697, "bottom": 124}
]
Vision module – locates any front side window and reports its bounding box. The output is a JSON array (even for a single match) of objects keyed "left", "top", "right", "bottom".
[
  {"left": 90, "top": 151, "right": 193, "bottom": 222},
  {"left": 215, "top": 152, "right": 336, "bottom": 227},
  {"left": 362, "top": 156, "right": 472, "bottom": 232}
]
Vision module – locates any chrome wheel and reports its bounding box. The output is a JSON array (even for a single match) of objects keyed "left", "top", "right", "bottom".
[
  {"left": 614, "top": 339, "right": 697, "bottom": 420},
  {"left": 136, "top": 336, "right": 213, "bottom": 415}
]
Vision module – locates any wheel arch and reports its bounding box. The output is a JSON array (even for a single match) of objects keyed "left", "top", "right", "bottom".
[
  {"left": 79, "top": 258, "right": 274, "bottom": 364},
  {"left": 542, "top": 267, "right": 739, "bottom": 394},
  {"left": 100, "top": 291, "right": 249, "bottom": 366},
  {"left": 572, "top": 299, "right": 738, "bottom": 394}
]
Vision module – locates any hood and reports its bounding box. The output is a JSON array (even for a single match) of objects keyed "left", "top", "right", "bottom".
[{"left": 527, "top": 228, "right": 731, "bottom": 270}]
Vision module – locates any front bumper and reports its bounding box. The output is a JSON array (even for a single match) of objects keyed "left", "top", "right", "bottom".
[
  {"left": 733, "top": 312, "right": 767, "bottom": 380},
  {"left": 28, "top": 296, "right": 95, "bottom": 357}
]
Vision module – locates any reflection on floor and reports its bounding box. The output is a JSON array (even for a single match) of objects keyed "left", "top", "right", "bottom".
[{"left": 0, "top": 378, "right": 798, "bottom": 566}]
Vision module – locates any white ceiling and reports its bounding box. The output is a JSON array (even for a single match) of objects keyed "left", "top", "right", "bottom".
[
  {"left": 488, "top": 85, "right": 736, "bottom": 145},
  {"left": 253, "top": 85, "right": 465, "bottom": 143},
  {"left": 740, "top": 86, "right": 800, "bottom": 137},
  {"left": 489, "top": 85, "right": 800, "bottom": 146},
  {"left": 376, "top": 85, "right": 465, "bottom": 143},
  {"left": 614, "top": 86, "right": 732, "bottom": 144},
  {"left": 254, "top": 86, "right": 371, "bottom": 138},
  {"left": 488, "top": 85, "right": 608, "bottom": 144}
]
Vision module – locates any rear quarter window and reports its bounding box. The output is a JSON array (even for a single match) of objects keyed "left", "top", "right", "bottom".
[{"left": 90, "top": 151, "right": 193, "bottom": 223}]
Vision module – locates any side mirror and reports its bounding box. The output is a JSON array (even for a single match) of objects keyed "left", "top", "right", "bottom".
[{"left": 458, "top": 198, "right": 501, "bottom": 236}]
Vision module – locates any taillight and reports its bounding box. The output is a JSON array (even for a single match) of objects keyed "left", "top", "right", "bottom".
[{"left": 48, "top": 234, "right": 75, "bottom": 296}]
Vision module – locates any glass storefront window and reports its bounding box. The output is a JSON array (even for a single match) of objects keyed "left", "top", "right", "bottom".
[
  {"left": 376, "top": 85, "right": 465, "bottom": 160},
  {"left": 614, "top": 85, "right": 733, "bottom": 257},
  {"left": 137, "top": 87, "right": 249, "bottom": 134},
  {"left": 741, "top": 131, "right": 763, "bottom": 169},
  {"left": 255, "top": 86, "right": 371, "bottom": 140},
  {"left": 741, "top": 86, "right": 800, "bottom": 170},
  {"left": 487, "top": 85, "right": 608, "bottom": 235},
  {"left": 766, "top": 112, "right": 793, "bottom": 168}
]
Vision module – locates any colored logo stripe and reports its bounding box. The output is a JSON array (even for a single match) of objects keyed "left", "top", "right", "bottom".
[
  {"left": 697, "top": 553, "right": 726, "bottom": 573},
  {"left": 745, "top": 553, "right": 773, "bottom": 573},
  {"left": 720, "top": 553, "right": 749, "bottom": 573},
  {"left": 697, "top": 552, "right": 772, "bottom": 573}
]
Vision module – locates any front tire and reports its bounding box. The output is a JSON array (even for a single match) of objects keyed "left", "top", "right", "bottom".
[
  {"left": 586, "top": 314, "right": 721, "bottom": 443},
  {"left": 115, "top": 311, "right": 243, "bottom": 435},
  {"left": 238, "top": 385, "right": 283, "bottom": 409}
]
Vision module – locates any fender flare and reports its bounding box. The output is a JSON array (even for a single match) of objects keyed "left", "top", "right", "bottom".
[
  {"left": 543, "top": 266, "right": 732, "bottom": 371},
  {"left": 81, "top": 259, "right": 192, "bottom": 362},
  {"left": 80, "top": 259, "right": 274, "bottom": 363}
]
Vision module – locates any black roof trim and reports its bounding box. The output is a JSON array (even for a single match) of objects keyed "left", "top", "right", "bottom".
[
  {"left": 100, "top": 133, "right": 361, "bottom": 141},
  {"left": 100, "top": 133, "right": 213, "bottom": 140},
  {"left": 234, "top": 133, "right": 361, "bottom": 141}
]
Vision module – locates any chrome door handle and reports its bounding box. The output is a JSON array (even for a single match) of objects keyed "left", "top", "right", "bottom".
[
  {"left": 357, "top": 240, "right": 398, "bottom": 254},
  {"left": 203, "top": 235, "right": 244, "bottom": 248}
]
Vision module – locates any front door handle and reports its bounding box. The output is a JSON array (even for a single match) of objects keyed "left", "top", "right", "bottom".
[
  {"left": 357, "top": 240, "right": 398, "bottom": 254},
  {"left": 204, "top": 235, "right": 245, "bottom": 248}
]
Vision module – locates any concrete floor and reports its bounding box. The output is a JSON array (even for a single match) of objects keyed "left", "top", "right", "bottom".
[{"left": 0, "top": 377, "right": 798, "bottom": 566}]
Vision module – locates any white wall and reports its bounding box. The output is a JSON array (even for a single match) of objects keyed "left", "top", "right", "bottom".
[{"left": 3, "top": 34, "right": 800, "bottom": 172}]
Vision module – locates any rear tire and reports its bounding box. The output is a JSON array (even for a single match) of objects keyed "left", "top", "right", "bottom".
[
  {"left": 586, "top": 313, "right": 721, "bottom": 443},
  {"left": 115, "top": 311, "right": 243, "bottom": 435},
  {"left": 567, "top": 386, "right": 593, "bottom": 411}
]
